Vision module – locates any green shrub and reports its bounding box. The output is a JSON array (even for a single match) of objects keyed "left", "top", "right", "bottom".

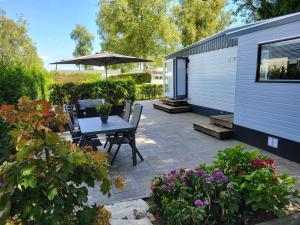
[
  {"left": 0, "top": 64, "right": 46, "bottom": 104},
  {"left": 109, "top": 72, "right": 151, "bottom": 84},
  {"left": 136, "top": 84, "right": 163, "bottom": 100},
  {"left": 49, "top": 79, "right": 136, "bottom": 105},
  {"left": 0, "top": 98, "right": 120, "bottom": 224},
  {"left": 151, "top": 146, "right": 298, "bottom": 225}
]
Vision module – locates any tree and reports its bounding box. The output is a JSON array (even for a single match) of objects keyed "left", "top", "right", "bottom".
[
  {"left": 0, "top": 10, "right": 44, "bottom": 70},
  {"left": 173, "top": 0, "right": 233, "bottom": 47},
  {"left": 232, "top": 0, "right": 300, "bottom": 22},
  {"left": 70, "top": 25, "right": 94, "bottom": 70},
  {"left": 96, "top": 0, "right": 180, "bottom": 67}
]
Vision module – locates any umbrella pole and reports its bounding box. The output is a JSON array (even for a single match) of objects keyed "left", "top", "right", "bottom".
[{"left": 105, "top": 60, "right": 108, "bottom": 102}]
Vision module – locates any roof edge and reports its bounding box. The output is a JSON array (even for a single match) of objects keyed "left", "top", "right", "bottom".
[{"left": 227, "top": 12, "right": 300, "bottom": 38}]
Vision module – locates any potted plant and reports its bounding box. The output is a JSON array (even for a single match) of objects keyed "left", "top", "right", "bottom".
[{"left": 96, "top": 103, "right": 112, "bottom": 123}]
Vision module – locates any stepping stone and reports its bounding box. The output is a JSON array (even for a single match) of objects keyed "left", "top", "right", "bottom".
[{"left": 105, "top": 199, "right": 154, "bottom": 225}]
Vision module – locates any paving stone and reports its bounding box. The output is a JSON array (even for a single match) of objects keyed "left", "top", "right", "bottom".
[
  {"left": 62, "top": 100, "right": 300, "bottom": 204},
  {"left": 105, "top": 199, "right": 153, "bottom": 225}
]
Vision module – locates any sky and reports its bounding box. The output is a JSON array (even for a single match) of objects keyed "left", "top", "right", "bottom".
[
  {"left": 0, "top": 0, "right": 101, "bottom": 70},
  {"left": 0, "top": 0, "right": 242, "bottom": 71}
]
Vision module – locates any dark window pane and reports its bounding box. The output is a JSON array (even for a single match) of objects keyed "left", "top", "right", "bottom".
[{"left": 258, "top": 38, "right": 300, "bottom": 81}]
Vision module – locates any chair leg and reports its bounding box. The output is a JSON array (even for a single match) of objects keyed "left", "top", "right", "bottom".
[
  {"left": 107, "top": 143, "right": 114, "bottom": 153},
  {"left": 111, "top": 143, "right": 121, "bottom": 166},
  {"left": 136, "top": 149, "right": 144, "bottom": 161},
  {"left": 129, "top": 143, "right": 139, "bottom": 166},
  {"left": 104, "top": 137, "right": 109, "bottom": 148}
]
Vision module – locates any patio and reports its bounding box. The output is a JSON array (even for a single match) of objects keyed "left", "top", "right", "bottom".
[{"left": 71, "top": 100, "right": 300, "bottom": 205}]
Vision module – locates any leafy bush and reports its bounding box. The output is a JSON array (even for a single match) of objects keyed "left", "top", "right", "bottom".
[
  {"left": 0, "top": 64, "right": 46, "bottom": 104},
  {"left": 151, "top": 146, "right": 298, "bottom": 225},
  {"left": 49, "top": 79, "right": 136, "bottom": 105},
  {"left": 136, "top": 84, "right": 163, "bottom": 100},
  {"left": 0, "top": 97, "right": 124, "bottom": 224},
  {"left": 109, "top": 73, "right": 151, "bottom": 84}
]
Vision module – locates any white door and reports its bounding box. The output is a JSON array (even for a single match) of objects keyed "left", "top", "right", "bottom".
[{"left": 165, "top": 60, "right": 174, "bottom": 98}]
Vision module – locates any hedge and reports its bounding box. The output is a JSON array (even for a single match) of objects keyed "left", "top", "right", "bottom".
[
  {"left": 136, "top": 84, "right": 163, "bottom": 100},
  {"left": 0, "top": 64, "right": 46, "bottom": 104},
  {"left": 109, "top": 73, "right": 151, "bottom": 84},
  {"left": 49, "top": 79, "right": 136, "bottom": 105},
  {"left": 0, "top": 64, "right": 46, "bottom": 163}
]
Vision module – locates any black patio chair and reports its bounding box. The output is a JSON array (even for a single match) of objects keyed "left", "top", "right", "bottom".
[
  {"left": 107, "top": 103, "right": 144, "bottom": 165},
  {"left": 76, "top": 99, "right": 105, "bottom": 118},
  {"left": 66, "top": 104, "right": 102, "bottom": 150},
  {"left": 103, "top": 100, "right": 132, "bottom": 148}
]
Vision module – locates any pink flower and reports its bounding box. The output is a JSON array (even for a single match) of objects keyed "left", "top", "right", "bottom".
[{"left": 194, "top": 199, "right": 208, "bottom": 207}]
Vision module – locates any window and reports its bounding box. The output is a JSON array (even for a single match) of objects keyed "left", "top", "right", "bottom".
[{"left": 257, "top": 37, "right": 300, "bottom": 82}]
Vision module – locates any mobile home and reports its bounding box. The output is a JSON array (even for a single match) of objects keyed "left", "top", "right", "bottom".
[{"left": 165, "top": 12, "right": 300, "bottom": 163}]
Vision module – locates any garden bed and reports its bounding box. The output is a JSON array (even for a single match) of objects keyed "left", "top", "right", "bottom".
[{"left": 148, "top": 146, "right": 300, "bottom": 225}]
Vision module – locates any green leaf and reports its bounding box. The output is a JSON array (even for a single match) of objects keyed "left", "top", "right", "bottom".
[
  {"left": 48, "top": 187, "right": 58, "bottom": 200},
  {"left": 71, "top": 152, "right": 88, "bottom": 165}
]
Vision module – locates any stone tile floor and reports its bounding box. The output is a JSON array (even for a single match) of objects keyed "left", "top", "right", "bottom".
[{"left": 65, "top": 100, "right": 300, "bottom": 205}]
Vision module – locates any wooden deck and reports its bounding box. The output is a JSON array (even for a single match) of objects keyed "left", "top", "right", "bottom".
[
  {"left": 210, "top": 114, "right": 233, "bottom": 129},
  {"left": 194, "top": 114, "right": 234, "bottom": 139},
  {"left": 193, "top": 122, "right": 233, "bottom": 139},
  {"left": 153, "top": 103, "right": 191, "bottom": 113}
]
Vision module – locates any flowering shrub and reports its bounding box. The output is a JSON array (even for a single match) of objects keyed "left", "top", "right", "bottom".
[
  {"left": 0, "top": 97, "right": 124, "bottom": 224},
  {"left": 151, "top": 146, "right": 298, "bottom": 225}
]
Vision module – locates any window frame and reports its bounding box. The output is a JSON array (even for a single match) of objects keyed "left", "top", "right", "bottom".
[{"left": 255, "top": 36, "right": 300, "bottom": 83}]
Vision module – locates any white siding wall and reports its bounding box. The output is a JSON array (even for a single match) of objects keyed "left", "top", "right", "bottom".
[
  {"left": 188, "top": 47, "right": 238, "bottom": 112},
  {"left": 234, "top": 21, "right": 300, "bottom": 142}
]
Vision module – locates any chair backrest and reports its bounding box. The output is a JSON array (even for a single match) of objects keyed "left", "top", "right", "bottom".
[
  {"left": 68, "top": 121, "right": 78, "bottom": 139},
  {"left": 130, "top": 104, "right": 143, "bottom": 130},
  {"left": 77, "top": 99, "right": 104, "bottom": 110},
  {"left": 122, "top": 100, "right": 132, "bottom": 122},
  {"left": 67, "top": 107, "right": 75, "bottom": 125}
]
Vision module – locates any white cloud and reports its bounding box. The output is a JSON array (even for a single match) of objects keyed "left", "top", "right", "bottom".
[{"left": 41, "top": 55, "right": 50, "bottom": 63}]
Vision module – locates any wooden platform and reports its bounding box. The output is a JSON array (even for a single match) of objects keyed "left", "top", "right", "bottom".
[
  {"left": 210, "top": 114, "right": 233, "bottom": 129},
  {"left": 160, "top": 98, "right": 189, "bottom": 106},
  {"left": 193, "top": 122, "right": 233, "bottom": 139},
  {"left": 153, "top": 103, "right": 191, "bottom": 113}
]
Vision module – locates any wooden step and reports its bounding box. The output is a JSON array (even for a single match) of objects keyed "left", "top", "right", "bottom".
[
  {"left": 193, "top": 122, "right": 233, "bottom": 139},
  {"left": 160, "top": 99, "right": 189, "bottom": 106},
  {"left": 209, "top": 114, "right": 233, "bottom": 129},
  {"left": 153, "top": 103, "right": 191, "bottom": 113}
]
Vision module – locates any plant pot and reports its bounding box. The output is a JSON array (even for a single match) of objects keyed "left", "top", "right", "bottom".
[{"left": 100, "top": 115, "right": 108, "bottom": 123}]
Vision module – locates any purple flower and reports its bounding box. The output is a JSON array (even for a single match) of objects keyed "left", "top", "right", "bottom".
[
  {"left": 213, "top": 170, "right": 228, "bottom": 183},
  {"left": 205, "top": 168, "right": 228, "bottom": 184},
  {"left": 180, "top": 175, "right": 187, "bottom": 182},
  {"left": 194, "top": 199, "right": 208, "bottom": 207},
  {"left": 205, "top": 175, "right": 214, "bottom": 183},
  {"left": 194, "top": 168, "right": 205, "bottom": 177},
  {"left": 186, "top": 169, "right": 194, "bottom": 176},
  {"left": 168, "top": 170, "right": 176, "bottom": 176}
]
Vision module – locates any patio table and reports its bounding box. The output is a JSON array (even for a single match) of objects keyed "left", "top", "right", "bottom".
[{"left": 78, "top": 116, "right": 138, "bottom": 165}]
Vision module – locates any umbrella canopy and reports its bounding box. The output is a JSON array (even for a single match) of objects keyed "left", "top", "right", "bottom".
[{"left": 51, "top": 51, "right": 152, "bottom": 67}]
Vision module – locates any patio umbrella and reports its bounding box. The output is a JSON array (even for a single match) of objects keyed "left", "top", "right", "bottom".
[
  {"left": 51, "top": 51, "right": 152, "bottom": 99},
  {"left": 51, "top": 51, "right": 152, "bottom": 81}
]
